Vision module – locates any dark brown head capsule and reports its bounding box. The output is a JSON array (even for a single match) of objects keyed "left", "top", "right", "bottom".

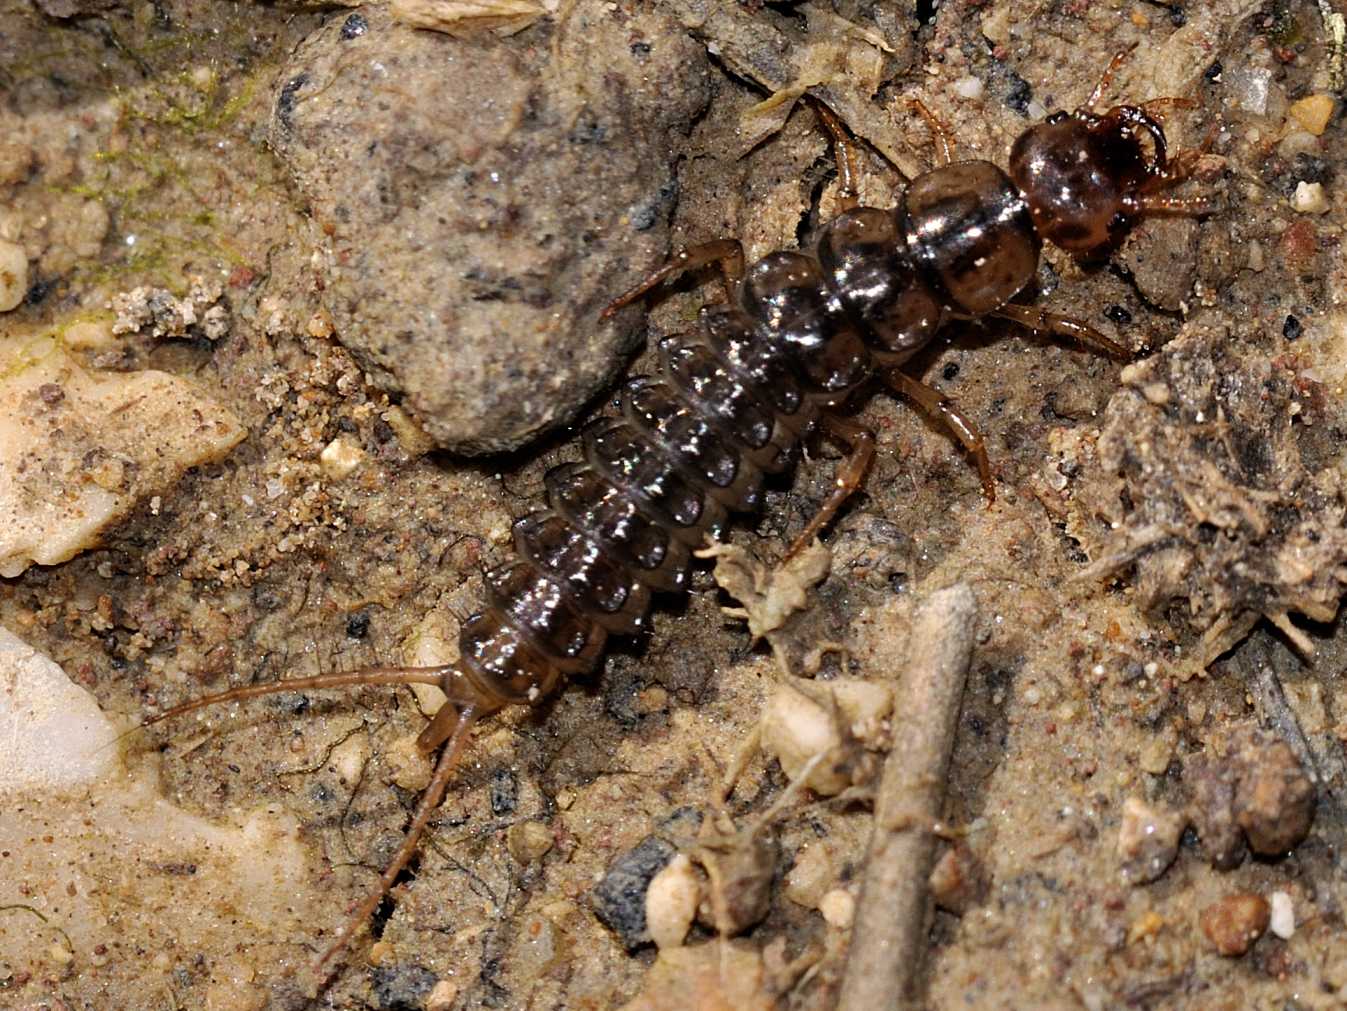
[{"left": 1009, "top": 105, "right": 1170, "bottom": 256}]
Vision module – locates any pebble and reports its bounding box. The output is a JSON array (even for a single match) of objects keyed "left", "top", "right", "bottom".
[
  {"left": 319, "top": 436, "right": 365, "bottom": 479},
  {"left": 1287, "top": 94, "right": 1336, "bottom": 136},
  {"left": 424, "top": 980, "right": 459, "bottom": 1011},
  {"left": 507, "top": 820, "right": 554, "bottom": 865},
  {"left": 271, "top": 3, "right": 711, "bottom": 454},
  {"left": 1233, "top": 738, "right": 1316, "bottom": 856},
  {"left": 1200, "top": 893, "right": 1269, "bottom": 956},
  {"left": 1292, "top": 181, "right": 1329, "bottom": 215},
  {"left": 1186, "top": 729, "right": 1316, "bottom": 867},
  {"left": 1117, "top": 796, "right": 1184, "bottom": 885},
  {"left": 0, "top": 340, "right": 246, "bottom": 577},
  {"left": 952, "top": 75, "right": 983, "bottom": 99},
  {"left": 645, "top": 854, "right": 701, "bottom": 950},
  {"left": 591, "top": 835, "right": 677, "bottom": 949},
  {"left": 384, "top": 734, "right": 432, "bottom": 791},
  {"left": 1268, "top": 890, "right": 1295, "bottom": 939},
  {"left": 0, "top": 238, "right": 28, "bottom": 311},
  {"left": 784, "top": 841, "right": 837, "bottom": 910},
  {"left": 818, "top": 888, "right": 855, "bottom": 929}
]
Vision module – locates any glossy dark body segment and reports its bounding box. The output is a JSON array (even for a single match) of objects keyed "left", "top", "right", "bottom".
[
  {"left": 459, "top": 243, "right": 906, "bottom": 707},
  {"left": 455, "top": 96, "right": 1198, "bottom": 711},
  {"left": 900, "top": 160, "right": 1041, "bottom": 317}
]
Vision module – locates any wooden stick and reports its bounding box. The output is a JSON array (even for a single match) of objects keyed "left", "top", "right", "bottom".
[{"left": 838, "top": 583, "right": 977, "bottom": 1011}]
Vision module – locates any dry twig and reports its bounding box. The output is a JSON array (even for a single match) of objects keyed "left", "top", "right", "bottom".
[{"left": 838, "top": 583, "right": 977, "bottom": 1011}]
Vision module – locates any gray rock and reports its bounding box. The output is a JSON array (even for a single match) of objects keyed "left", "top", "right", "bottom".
[
  {"left": 271, "top": 4, "right": 711, "bottom": 453},
  {"left": 590, "top": 834, "right": 676, "bottom": 950}
]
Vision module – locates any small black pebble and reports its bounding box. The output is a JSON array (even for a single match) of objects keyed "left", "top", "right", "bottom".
[
  {"left": 591, "top": 836, "right": 676, "bottom": 949},
  {"left": 346, "top": 611, "right": 370, "bottom": 638},
  {"left": 1168, "top": 5, "right": 1186, "bottom": 27},
  {"left": 1204, "top": 61, "right": 1223, "bottom": 83},
  {"left": 1104, "top": 304, "right": 1133, "bottom": 325},
  {"left": 1293, "top": 153, "right": 1332, "bottom": 185},
  {"left": 25, "top": 278, "right": 54, "bottom": 305},
  {"left": 370, "top": 964, "right": 437, "bottom": 1011},
  {"left": 489, "top": 768, "right": 518, "bottom": 816},
  {"left": 941, "top": 361, "right": 960, "bottom": 381},
  {"left": 1004, "top": 73, "right": 1033, "bottom": 115},
  {"left": 888, "top": 571, "right": 908, "bottom": 594},
  {"left": 1283, "top": 314, "right": 1302, "bottom": 340},
  {"left": 340, "top": 12, "right": 368, "bottom": 40}
]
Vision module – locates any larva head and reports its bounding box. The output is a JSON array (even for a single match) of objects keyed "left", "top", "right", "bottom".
[{"left": 1008, "top": 106, "right": 1166, "bottom": 257}]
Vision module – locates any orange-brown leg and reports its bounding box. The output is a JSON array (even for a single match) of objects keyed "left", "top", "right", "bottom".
[
  {"left": 1084, "top": 48, "right": 1134, "bottom": 110},
  {"left": 909, "top": 98, "right": 955, "bottom": 166},
  {"left": 784, "top": 414, "right": 876, "bottom": 560},
  {"left": 884, "top": 368, "right": 995, "bottom": 505},
  {"left": 1134, "top": 192, "right": 1223, "bottom": 216},
  {"left": 1140, "top": 96, "right": 1198, "bottom": 119},
  {"left": 139, "top": 664, "right": 501, "bottom": 978},
  {"left": 139, "top": 666, "right": 452, "bottom": 727},
  {"left": 809, "top": 97, "right": 862, "bottom": 211},
  {"left": 992, "top": 302, "right": 1132, "bottom": 359},
  {"left": 315, "top": 701, "right": 483, "bottom": 975},
  {"left": 600, "top": 239, "right": 746, "bottom": 320}
]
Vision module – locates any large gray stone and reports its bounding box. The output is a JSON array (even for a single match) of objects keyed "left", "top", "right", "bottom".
[{"left": 271, "top": 4, "right": 710, "bottom": 453}]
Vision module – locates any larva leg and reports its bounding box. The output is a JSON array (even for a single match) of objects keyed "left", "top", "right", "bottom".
[
  {"left": 315, "top": 701, "right": 483, "bottom": 974},
  {"left": 139, "top": 666, "right": 454, "bottom": 727},
  {"left": 140, "top": 665, "right": 501, "bottom": 977},
  {"left": 809, "top": 98, "right": 863, "bottom": 211},
  {"left": 599, "top": 239, "right": 746, "bottom": 319},
  {"left": 784, "top": 414, "right": 876, "bottom": 560},
  {"left": 1084, "top": 49, "right": 1133, "bottom": 111},
  {"left": 991, "top": 302, "right": 1132, "bottom": 360},
  {"left": 883, "top": 368, "right": 995, "bottom": 505},
  {"left": 908, "top": 98, "right": 956, "bottom": 167}
]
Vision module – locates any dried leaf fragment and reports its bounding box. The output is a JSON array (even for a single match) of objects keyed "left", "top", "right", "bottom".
[{"left": 392, "top": 0, "right": 548, "bottom": 37}]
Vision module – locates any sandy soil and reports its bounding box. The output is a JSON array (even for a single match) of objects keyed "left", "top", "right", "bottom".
[{"left": 1, "top": 1, "right": 1345, "bottom": 1010}]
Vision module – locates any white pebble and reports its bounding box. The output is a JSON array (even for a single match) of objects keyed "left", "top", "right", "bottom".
[
  {"left": 818, "top": 888, "right": 855, "bottom": 929},
  {"left": 1292, "top": 181, "right": 1329, "bottom": 215},
  {"left": 1269, "top": 891, "right": 1295, "bottom": 939},
  {"left": 0, "top": 238, "right": 27, "bottom": 311},
  {"left": 319, "top": 436, "right": 365, "bottom": 480},
  {"left": 645, "top": 853, "right": 701, "bottom": 950},
  {"left": 952, "top": 76, "right": 983, "bottom": 99}
]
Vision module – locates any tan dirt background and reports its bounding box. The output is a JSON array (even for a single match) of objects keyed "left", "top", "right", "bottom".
[{"left": 1, "top": 1, "right": 1345, "bottom": 1009}]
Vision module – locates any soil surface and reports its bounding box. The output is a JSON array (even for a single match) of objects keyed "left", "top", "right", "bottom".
[{"left": 1, "top": 2, "right": 1345, "bottom": 1010}]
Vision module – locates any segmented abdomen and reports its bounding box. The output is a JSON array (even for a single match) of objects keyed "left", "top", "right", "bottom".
[{"left": 456, "top": 251, "right": 874, "bottom": 709}]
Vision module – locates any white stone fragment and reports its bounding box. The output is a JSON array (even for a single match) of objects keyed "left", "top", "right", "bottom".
[
  {"left": 0, "top": 337, "right": 245, "bottom": 577},
  {"left": 0, "top": 238, "right": 27, "bottom": 311},
  {"left": 952, "top": 75, "right": 983, "bottom": 99},
  {"left": 1227, "top": 65, "right": 1272, "bottom": 115},
  {"left": 818, "top": 887, "right": 855, "bottom": 929},
  {"left": 1269, "top": 890, "right": 1295, "bottom": 939},
  {"left": 0, "top": 624, "right": 120, "bottom": 791},
  {"left": 319, "top": 435, "right": 365, "bottom": 479},
  {"left": 0, "top": 626, "right": 321, "bottom": 993},
  {"left": 646, "top": 853, "right": 702, "bottom": 950},
  {"left": 1292, "top": 181, "right": 1330, "bottom": 215}
]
